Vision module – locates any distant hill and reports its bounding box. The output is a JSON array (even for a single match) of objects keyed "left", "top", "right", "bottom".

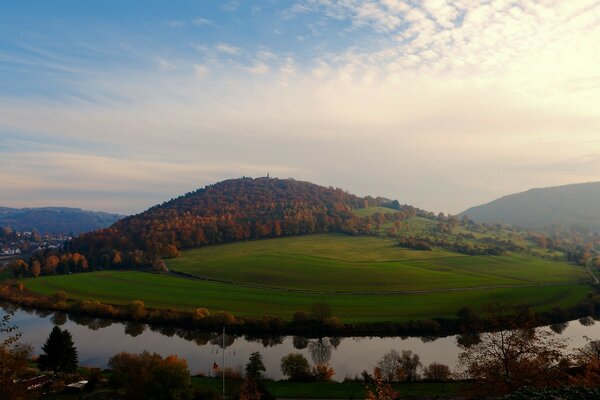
[
  {"left": 460, "top": 182, "right": 600, "bottom": 233},
  {"left": 0, "top": 207, "right": 124, "bottom": 235},
  {"left": 72, "top": 177, "right": 411, "bottom": 266}
]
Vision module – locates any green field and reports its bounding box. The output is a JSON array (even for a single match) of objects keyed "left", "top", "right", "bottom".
[
  {"left": 166, "top": 234, "right": 588, "bottom": 292},
  {"left": 352, "top": 206, "right": 402, "bottom": 217},
  {"left": 192, "top": 377, "right": 464, "bottom": 399},
  {"left": 24, "top": 270, "right": 591, "bottom": 323},
  {"left": 22, "top": 233, "right": 593, "bottom": 323}
]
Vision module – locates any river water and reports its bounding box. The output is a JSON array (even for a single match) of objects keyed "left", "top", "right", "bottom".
[{"left": 3, "top": 305, "right": 600, "bottom": 381}]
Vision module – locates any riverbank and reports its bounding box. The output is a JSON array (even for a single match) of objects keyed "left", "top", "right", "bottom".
[{"left": 2, "top": 275, "right": 599, "bottom": 337}]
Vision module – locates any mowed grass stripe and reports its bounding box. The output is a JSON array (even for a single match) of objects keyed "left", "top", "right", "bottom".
[
  {"left": 165, "top": 234, "right": 589, "bottom": 292},
  {"left": 24, "top": 271, "right": 592, "bottom": 323}
]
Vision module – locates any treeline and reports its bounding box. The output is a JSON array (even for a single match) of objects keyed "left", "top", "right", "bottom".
[
  {"left": 69, "top": 177, "right": 412, "bottom": 269},
  {"left": 397, "top": 235, "right": 522, "bottom": 255},
  {"left": 528, "top": 230, "right": 600, "bottom": 266},
  {"left": 8, "top": 249, "right": 90, "bottom": 278}
]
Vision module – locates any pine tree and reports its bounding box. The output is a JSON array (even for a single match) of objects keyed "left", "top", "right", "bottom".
[
  {"left": 38, "top": 326, "right": 78, "bottom": 375},
  {"left": 245, "top": 351, "right": 266, "bottom": 380}
]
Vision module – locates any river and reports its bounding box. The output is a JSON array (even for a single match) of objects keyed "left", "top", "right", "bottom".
[{"left": 3, "top": 305, "right": 599, "bottom": 381}]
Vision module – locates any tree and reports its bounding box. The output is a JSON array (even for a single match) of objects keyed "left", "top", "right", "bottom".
[
  {"left": 376, "top": 350, "right": 421, "bottom": 382},
  {"left": 38, "top": 326, "right": 78, "bottom": 375},
  {"left": 365, "top": 367, "right": 399, "bottom": 400},
  {"left": 399, "top": 350, "right": 421, "bottom": 382},
  {"left": 31, "top": 260, "right": 41, "bottom": 278},
  {"left": 109, "top": 351, "right": 193, "bottom": 400},
  {"left": 311, "top": 364, "right": 335, "bottom": 381},
  {"left": 310, "top": 302, "right": 332, "bottom": 323},
  {"left": 0, "top": 308, "right": 33, "bottom": 400},
  {"left": 458, "top": 301, "right": 568, "bottom": 396},
  {"left": 246, "top": 352, "right": 266, "bottom": 380},
  {"left": 44, "top": 254, "right": 60, "bottom": 274},
  {"left": 280, "top": 353, "right": 311, "bottom": 381},
  {"left": 422, "top": 363, "right": 451, "bottom": 381},
  {"left": 8, "top": 259, "right": 28, "bottom": 278},
  {"left": 376, "top": 350, "right": 404, "bottom": 382}
]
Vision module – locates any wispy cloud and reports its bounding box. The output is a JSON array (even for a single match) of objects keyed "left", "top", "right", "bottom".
[
  {"left": 215, "top": 42, "right": 241, "bottom": 55},
  {"left": 1, "top": 1, "right": 600, "bottom": 213}
]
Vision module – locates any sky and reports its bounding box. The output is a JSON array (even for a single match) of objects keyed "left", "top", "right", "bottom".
[{"left": 1, "top": 0, "right": 600, "bottom": 215}]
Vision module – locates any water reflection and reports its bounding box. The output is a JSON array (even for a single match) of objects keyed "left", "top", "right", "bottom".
[
  {"left": 124, "top": 322, "right": 146, "bottom": 337},
  {"left": 51, "top": 312, "right": 67, "bottom": 326},
  {"left": 292, "top": 336, "right": 309, "bottom": 349},
  {"left": 5, "top": 303, "right": 600, "bottom": 381},
  {"left": 550, "top": 322, "right": 569, "bottom": 334}
]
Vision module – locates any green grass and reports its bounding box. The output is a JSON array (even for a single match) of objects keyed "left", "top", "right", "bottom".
[
  {"left": 352, "top": 207, "right": 402, "bottom": 217},
  {"left": 165, "top": 234, "right": 588, "bottom": 292},
  {"left": 0, "top": 269, "right": 11, "bottom": 281},
  {"left": 24, "top": 270, "right": 592, "bottom": 323},
  {"left": 192, "top": 377, "right": 465, "bottom": 399}
]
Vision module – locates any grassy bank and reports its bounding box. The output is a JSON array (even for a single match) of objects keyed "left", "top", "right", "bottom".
[{"left": 191, "top": 376, "right": 465, "bottom": 399}]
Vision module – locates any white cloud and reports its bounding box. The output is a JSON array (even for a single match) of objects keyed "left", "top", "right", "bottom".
[
  {"left": 215, "top": 42, "right": 241, "bottom": 55},
  {"left": 244, "top": 62, "right": 270, "bottom": 75},
  {"left": 2, "top": 1, "right": 600, "bottom": 214},
  {"left": 193, "top": 64, "right": 209, "bottom": 78},
  {"left": 192, "top": 17, "right": 214, "bottom": 26}
]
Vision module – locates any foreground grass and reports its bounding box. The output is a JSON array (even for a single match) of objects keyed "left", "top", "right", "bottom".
[
  {"left": 166, "top": 234, "right": 588, "bottom": 292},
  {"left": 192, "top": 376, "right": 465, "bottom": 399},
  {"left": 24, "top": 271, "right": 592, "bottom": 323}
]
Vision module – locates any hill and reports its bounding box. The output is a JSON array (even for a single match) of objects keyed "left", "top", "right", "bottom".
[
  {"left": 460, "top": 182, "right": 600, "bottom": 233},
  {"left": 72, "top": 177, "right": 413, "bottom": 267},
  {"left": 0, "top": 206, "right": 123, "bottom": 235}
]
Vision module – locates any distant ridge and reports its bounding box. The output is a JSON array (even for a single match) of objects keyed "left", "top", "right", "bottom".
[
  {"left": 0, "top": 206, "right": 124, "bottom": 235},
  {"left": 460, "top": 182, "right": 600, "bottom": 233}
]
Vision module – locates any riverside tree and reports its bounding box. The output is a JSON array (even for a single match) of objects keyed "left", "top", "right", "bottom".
[
  {"left": 458, "top": 301, "right": 568, "bottom": 396},
  {"left": 38, "top": 326, "right": 79, "bottom": 375},
  {"left": 0, "top": 308, "right": 33, "bottom": 400}
]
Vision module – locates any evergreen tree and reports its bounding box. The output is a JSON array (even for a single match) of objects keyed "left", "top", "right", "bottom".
[
  {"left": 38, "top": 326, "right": 78, "bottom": 374},
  {"left": 245, "top": 351, "right": 266, "bottom": 380}
]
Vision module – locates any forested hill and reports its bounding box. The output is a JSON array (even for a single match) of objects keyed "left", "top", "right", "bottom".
[
  {"left": 72, "top": 177, "right": 414, "bottom": 267},
  {"left": 0, "top": 207, "right": 123, "bottom": 235},
  {"left": 460, "top": 182, "right": 600, "bottom": 233}
]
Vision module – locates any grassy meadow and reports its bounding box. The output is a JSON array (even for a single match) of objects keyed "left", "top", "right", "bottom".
[
  {"left": 165, "top": 234, "right": 588, "bottom": 292},
  {"left": 24, "top": 270, "right": 591, "bottom": 323},
  {"left": 21, "top": 230, "right": 594, "bottom": 323}
]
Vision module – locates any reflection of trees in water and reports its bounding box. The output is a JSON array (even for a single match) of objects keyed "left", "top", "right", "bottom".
[
  {"left": 67, "top": 314, "right": 114, "bottom": 330},
  {"left": 34, "top": 309, "right": 53, "bottom": 318},
  {"left": 69, "top": 314, "right": 95, "bottom": 327},
  {"left": 308, "top": 338, "right": 333, "bottom": 365},
  {"left": 291, "top": 337, "right": 343, "bottom": 363},
  {"left": 124, "top": 322, "right": 146, "bottom": 337},
  {"left": 178, "top": 330, "right": 213, "bottom": 346},
  {"left": 549, "top": 322, "right": 569, "bottom": 334},
  {"left": 456, "top": 332, "right": 481, "bottom": 347},
  {"left": 580, "top": 316, "right": 595, "bottom": 326},
  {"left": 244, "top": 334, "right": 284, "bottom": 347},
  {"left": 293, "top": 336, "right": 309, "bottom": 350},
  {"left": 211, "top": 332, "right": 236, "bottom": 349},
  {"left": 420, "top": 336, "right": 440, "bottom": 343},
  {"left": 150, "top": 325, "right": 178, "bottom": 337},
  {"left": 51, "top": 312, "right": 67, "bottom": 326},
  {"left": 329, "top": 337, "right": 342, "bottom": 349},
  {"left": 260, "top": 336, "right": 284, "bottom": 347}
]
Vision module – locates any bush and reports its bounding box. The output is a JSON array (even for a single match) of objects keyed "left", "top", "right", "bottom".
[{"left": 280, "top": 353, "right": 311, "bottom": 381}]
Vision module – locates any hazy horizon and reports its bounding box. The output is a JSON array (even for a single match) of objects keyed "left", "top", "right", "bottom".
[{"left": 2, "top": 1, "right": 599, "bottom": 215}]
